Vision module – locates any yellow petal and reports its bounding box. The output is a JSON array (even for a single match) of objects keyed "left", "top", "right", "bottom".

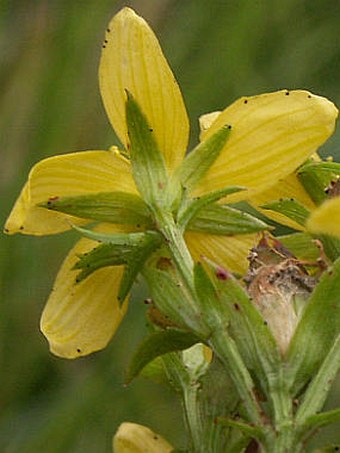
[
  {"left": 41, "top": 225, "right": 129, "bottom": 358},
  {"left": 4, "top": 150, "right": 136, "bottom": 235},
  {"left": 185, "top": 231, "right": 257, "bottom": 274},
  {"left": 249, "top": 173, "right": 316, "bottom": 231},
  {"left": 113, "top": 422, "right": 173, "bottom": 453},
  {"left": 99, "top": 7, "right": 189, "bottom": 172},
  {"left": 306, "top": 196, "right": 340, "bottom": 237},
  {"left": 196, "top": 90, "right": 338, "bottom": 199},
  {"left": 199, "top": 111, "right": 221, "bottom": 136}
]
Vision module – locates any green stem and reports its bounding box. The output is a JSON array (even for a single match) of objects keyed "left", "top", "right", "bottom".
[{"left": 208, "top": 329, "right": 265, "bottom": 428}]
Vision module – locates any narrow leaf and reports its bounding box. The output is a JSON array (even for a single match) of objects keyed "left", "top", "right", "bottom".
[
  {"left": 187, "top": 204, "right": 270, "bottom": 235},
  {"left": 126, "top": 329, "right": 200, "bottom": 383},
  {"left": 288, "top": 257, "right": 340, "bottom": 395},
  {"left": 126, "top": 91, "right": 168, "bottom": 207},
  {"left": 261, "top": 198, "right": 310, "bottom": 226},
  {"left": 39, "top": 191, "right": 152, "bottom": 226},
  {"left": 301, "top": 409, "right": 340, "bottom": 434},
  {"left": 177, "top": 186, "right": 245, "bottom": 228},
  {"left": 175, "top": 124, "right": 231, "bottom": 192}
]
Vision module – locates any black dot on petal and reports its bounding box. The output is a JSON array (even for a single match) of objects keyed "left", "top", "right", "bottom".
[
  {"left": 102, "top": 45, "right": 106, "bottom": 49},
  {"left": 77, "top": 348, "right": 81, "bottom": 353},
  {"left": 244, "top": 99, "right": 248, "bottom": 104},
  {"left": 104, "top": 39, "right": 108, "bottom": 43},
  {"left": 153, "top": 435, "right": 159, "bottom": 440},
  {"left": 308, "top": 94, "right": 312, "bottom": 99},
  {"left": 19, "top": 226, "right": 24, "bottom": 230},
  {"left": 285, "top": 91, "right": 290, "bottom": 96},
  {"left": 107, "top": 28, "right": 111, "bottom": 32}
]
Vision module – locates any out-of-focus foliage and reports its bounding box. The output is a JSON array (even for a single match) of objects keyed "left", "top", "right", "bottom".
[{"left": 1, "top": 1, "right": 339, "bottom": 451}]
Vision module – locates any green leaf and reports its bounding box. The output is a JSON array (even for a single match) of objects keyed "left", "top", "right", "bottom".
[
  {"left": 175, "top": 124, "right": 231, "bottom": 192},
  {"left": 177, "top": 186, "right": 245, "bottom": 228},
  {"left": 287, "top": 257, "right": 340, "bottom": 395},
  {"left": 298, "top": 162, "right": 337, "bottom": 205},
  {"left": 187, "top": 203, "right": 270, "bottom": 235},
  {"left": 261, "top": 198, "right": 310, "bottom": 226},
  {"left": 39, "top": 191, "right": 152, "bottom": 226},
  {"left": 126, "top": 91, "right": 168, "bottom": 208},
  {"left": 73, "top": 228, "right": 162, "bottom": 302},
  {"left": 197, "top": 261, "right": 281, "bottom": 396},
  {"left": 278, "top": 232, "right": 321, "bottom": 262},
  {"left": 126, "top": 329, "right": 200, "bottom": 383}
]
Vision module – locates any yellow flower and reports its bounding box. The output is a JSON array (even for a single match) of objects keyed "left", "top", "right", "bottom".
[
  {"left": 113, "top": 422, "right": 173, "bottom": 453},
  {"left": 4, "top": 7, "right": 337, "bottom": 359}
]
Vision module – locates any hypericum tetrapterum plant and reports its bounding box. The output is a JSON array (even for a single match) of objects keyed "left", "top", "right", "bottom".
[{"left": 5, "top": 7, "right": 340, "bottom": 453}]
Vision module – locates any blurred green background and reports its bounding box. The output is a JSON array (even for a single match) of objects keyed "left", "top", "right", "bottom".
[{"left": 1, "top": 0, "right": 340, "bottom": 451}]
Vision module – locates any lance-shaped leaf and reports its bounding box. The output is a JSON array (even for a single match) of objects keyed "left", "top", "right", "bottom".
[
  {"left": 39, "top": 191, "right": 152, "bottom": 226},
  {"left": 177, "top": 186, "right": 245, "bottom": 228},
  {"left": 287, "top": 257, "right": 340, "bottom": 395},
  {"left": 126, "top": 329, "right": 201, "bottom": 383},
  {"left": 195, "top": 261, "right": 281, "bottom": 395},
  {"left": 187, "top": 204, "right": 270, "bottom": 235},
  {"left": 126, "top": 91, "right": 168, "bottom": 208},
  {"left": 73, "top": 227, "right": 162, "bottom": 302},
  {"left": 261, "top": 198, "right": 310, "bottom": 227},
  {"left": 175, "top": 124, "right": 232, "bottom": 192}
]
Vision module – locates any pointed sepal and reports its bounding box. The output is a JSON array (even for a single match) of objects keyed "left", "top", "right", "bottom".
[
  {"left": 39, "top": 191, "right": 152, "bottom": 226},
  {"left": 126, "top": 91, "right": 169, "bottom": 208}
]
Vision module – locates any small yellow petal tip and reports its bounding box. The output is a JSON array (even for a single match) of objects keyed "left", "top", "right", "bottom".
[{"left": 113, "top": 422, "right": 173, "bottom": 453}]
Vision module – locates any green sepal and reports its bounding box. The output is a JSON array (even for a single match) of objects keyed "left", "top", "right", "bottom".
[
  {"left": 174, "top": 124, "right": 232, "bottom": 192},
  {"left": 287, "top": 257, "right": 340, "bottom": 395},
  {"left": 187, "top": 204, "right": 270, "bottom": 235},
  {"left": 125, "top": 91, "right": 168, "bottom": 208},
  {"left": 177, "top": 186, "right": 245, "bottom": 228},
  {"left": 298, "top": 161, "right": 339, "bottom": 205},
  {"left": 39, "top": 191, "right": 152, "bottom": 227},
  {"left": 197, "top": 260, "right": 281, "bottom": 395},
  {"left": 261, "top": 198, "right": 310, "bottom": 227},
  {"left": 73, "top": 227, "right": 162, "bottom": 302},
  {"left": 278, "top": 232, "right": 321, "bottom": 262},
  {"left": 126, "top": 329, "right": 200, "bottom": 384}
]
